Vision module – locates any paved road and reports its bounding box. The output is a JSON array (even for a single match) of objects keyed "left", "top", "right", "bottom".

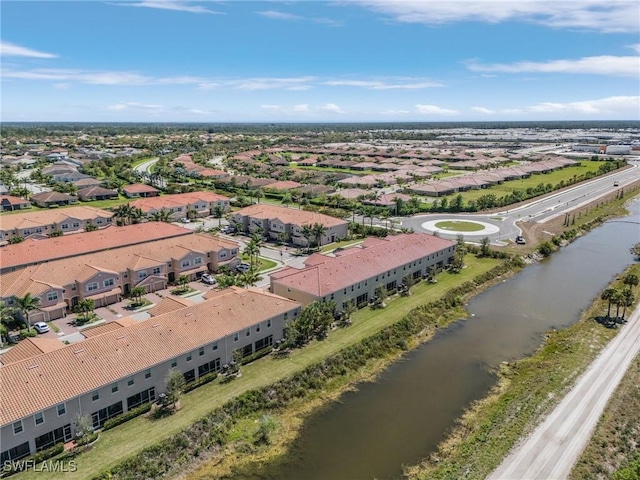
[
  {"left": 488, "top": 305, "right": 640, "bottom": 480},
  {"left": 133, "top": 157, "right": 159, "bottom": 175},
  {"left": 399, "top": 162, "right": 640, "bottom": 244}
]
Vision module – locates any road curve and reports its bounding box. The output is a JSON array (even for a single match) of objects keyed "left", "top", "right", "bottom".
[{"left": 488, "top": 304, "right": 640, "bottom": 480}]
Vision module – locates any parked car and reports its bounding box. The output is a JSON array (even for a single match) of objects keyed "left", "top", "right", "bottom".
[
  {"left": 179, "top": 217, "right": 190, "bottom": 223},
  {"left": 515, "top": 235, "right": 526, "bottom": 245},
  {"left": 235, "top": 263, "right": 251, "bottom": 273},
  {"left": 221, "top": 226, "right": 235, "bottom": 234},
  {"left": 201, "top": 273, "right": 217, "bottom": 285},
  {"left": 33, "top": 322, "right": 50, "bottom": 334}
]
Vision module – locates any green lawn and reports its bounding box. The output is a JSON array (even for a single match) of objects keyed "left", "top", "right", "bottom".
[
  {"left": 435, "top": 220, "right": 485, "bottom": 232},
  {"left": 16, "top": 255, "right": 502, "bottom": 480}
]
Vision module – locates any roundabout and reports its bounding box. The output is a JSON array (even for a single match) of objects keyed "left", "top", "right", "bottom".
[{"left": 421, "top": 219, "right": 500, "bottom": 237}]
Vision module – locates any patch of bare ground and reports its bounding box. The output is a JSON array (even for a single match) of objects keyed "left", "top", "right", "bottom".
[{"left": 570, "top": 353, "right": 640, "bottom": 480}]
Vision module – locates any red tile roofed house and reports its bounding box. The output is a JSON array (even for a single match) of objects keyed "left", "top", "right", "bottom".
[
  {"left": 0, "top": 223, "right": 191, "bottom": 274},
  {"left": 0, "top": 206, "right": 114, "bottom": 242},
  {"left": 196, "top": 168, "right": 228, "bottom": 179},
  {"left": 129, "top": 191, "right": 230, "bottom": 221},
  {"left": 263, "top": 180, "right": 302, "bottom": 191},
  {"left": 30, "top": 191, "right": 78, "bottom": 208},
  {"left": 77, "top": 186, "right": 118, "bottom": 201},
  {"left": 122, "top": 183, "right": 160, "bottom": 198},
  {"left": 231, "top": 204, "right": 348, "bottom": 247},
  {"left": 270, "top": 233, "right": 456, "bottom": 307},
  {"left": 0, "top": 232, "right": 241, "bottom": 321},
  {"left": 0, "top": 195, "right": 31, "bottom": 212},
  {"left": 0, "top": 286, "right": 301, "bottom": 461},
  {"left": 363, "top": 193, "right": 411, "bottom": 208}
]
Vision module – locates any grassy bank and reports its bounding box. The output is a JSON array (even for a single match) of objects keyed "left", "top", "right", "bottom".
[
  {"left": 14, "top": 256, "right": 503, "bottom": 480},
  {"left": 403, "top": 263, "right": 640, "bottom": 480},
  {"left": 570, "top": 349, "right": 640, "bottom": 479}
]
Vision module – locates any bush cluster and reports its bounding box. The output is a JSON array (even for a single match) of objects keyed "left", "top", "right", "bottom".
[
  {"left": 184, "top": 371, "right": 218, "bottom": 393},
  {"left": 2, "top": 443, "right": 65, "bottom": 477},
  {"left": 103, "top": 403, "right": 152, "bottom": 431}
]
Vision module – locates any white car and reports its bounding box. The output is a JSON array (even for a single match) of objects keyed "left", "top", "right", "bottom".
[
  {"left": 33, "top": 322, "right": 50, "bottom": 334},
  {"left": 235, "top": 263, "right": 251, "bottom": 273},
  {"left": 201, "top": 273, "right": 217, "bottom": 285}
]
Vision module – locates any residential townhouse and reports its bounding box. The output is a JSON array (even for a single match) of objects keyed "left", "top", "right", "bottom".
[
  {"left": 270, "top": 234, "right": 456, "bottom": 307},
  {"left": 0, "top": 206, "right": 114, "bottom": 241},
  {"left": 0, "top": 223, "right": 191, "bottom": 274},
  {"left": 231, "top": 204, "right": 348, "bottom": 247},
  {"left": 129, "top": 191, "right": 230, "bottom": 221},
  {"left": 0, "top": 287, "right": 301, "bottom": 462},
  {"left": 0, "top": 233, "right": 241, "bottom": 322}
]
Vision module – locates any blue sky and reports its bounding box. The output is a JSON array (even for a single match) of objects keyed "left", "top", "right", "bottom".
[{"left": 1, "top": 1, "right": 639, "bottom": 122}]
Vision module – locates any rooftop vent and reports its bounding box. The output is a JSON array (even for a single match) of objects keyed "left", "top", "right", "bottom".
[
  {"left": 73, "top": 348, "right": 85, "bottom": 354},
  {"left": 152, "top": 323, "right": 160, "bottom": 328},
  {"left": 28, "top": 364, "right": 39, "bottom": 370}
]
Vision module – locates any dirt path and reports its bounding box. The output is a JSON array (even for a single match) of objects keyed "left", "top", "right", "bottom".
[{"left": 488, "top": 305, "right": 640, "bottom": 480}]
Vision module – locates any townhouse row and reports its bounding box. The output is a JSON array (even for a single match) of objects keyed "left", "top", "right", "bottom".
[
  {"left": 0, "top": 287, "right": 301, "bottom": 461},
  {"left": 270, "top": 233, "right": 457, "bottom": 308},
  {"left": 230, "top": 204, "right": 349, "bottom": 247},
  {"left": 0, "top": 233, "right": 240, "bottom": 323}
]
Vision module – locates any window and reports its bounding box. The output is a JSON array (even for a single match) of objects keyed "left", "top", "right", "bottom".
[
  {"left": 127, "top": 377, "right": 134, "bottom": 387},
  {"left": 13, "top": 421, "right": 23, "bottom": 435},
  {"left": 111, "top": 383, "right": 119, "bottom": 393},
  {"left": 35, "top": 228, "right": 43, "bottom": 234},
  {"left": 56, "top": 403, "right": 66, "bottom": 416},
  {"left": 34, "top": 412, "right": 44, "bottom": 426},
  {"left": 35, "top": 425, "right": 72, "bottom": 451},
  {"left": 92, "top": 391, "right": 99, "bottom": 401},
  {"left": 87, "top": 282, "right": 98, "bottom": 292},
  {"left": 152, "top": 267, "right": 161, "bottom": 275},
  {"left": 254, "top": 335, "right": 273, "bottom": 352},
  {"left": 104, "top": 278, "right": 115, "bottom": 288},
  {"left": 138, "top": 271, "right": 148, "bottom": 280},
  {"left": 91, "top": 402, "right": 123, "bottom": 429},
  {"left": 186, "top": 353, "right": 192, "bottom": 362},
  {"left": 127, "top": 387, "right": 156, "bottom": 410},
  {"left": 245, "top": 328, "right": 250, "bottom": 337},
  {"left": 233, "top": 333, "right": 239, "bottom": 342},
  {"left": 71, "top": 285, "right": 76, "bottom": 291},
  {"left": 199, "top": 347, "right": 204, "bottom": 356},
  {"left": 61, "top": 224, "right": 69, "bottom": 230},
  {"left": 256, "top": 324, "right": 261, "bottom": 333},
  {"left": 171, "top": 359, "right": 177, "bottom": 368},
  {"left": 47, "top": 291, "right": 58, "bottom": 302},
  {"left": 219, "top": 251, "right": 227, "bottom": 259},
  {"left": 212, "top": 342, "right": 218, "bottom": 351},
  {"left": 267, "top": 319, "right": 272, "bottom": 328},
  {"left": 194, "top": 257, "right": 202, "bottom": 265},
  {"left": 97, "top": 219, "right": 103, "bottom": 224},
  {"left": 145, "top": 369, "right": 151, "bottom": 379},
  {"left": 181, "top": 259, "right": 190, "bottom": 268},
  {"left": 1, "top": 442, "right": 30, "bottom": 463},
  {"left": 198, "top": 358, "right": 221, "bottom": 376},
  {"left": 72, "top": 222, "right": 80, "bottom": 228}
]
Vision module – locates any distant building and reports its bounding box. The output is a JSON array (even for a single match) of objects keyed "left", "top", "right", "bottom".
[
  {"left": 0, "top": 195, "right": 31, "bottom": 212},
  {"left": 605, "top": 145, "right": 631, "bottom": 155},
  {"left": 29, "top": 191, "right": 78, "bottom": 208}
]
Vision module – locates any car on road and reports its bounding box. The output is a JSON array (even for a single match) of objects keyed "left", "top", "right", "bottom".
[
  {"left": 33, "top": 322, "right": 50, "bottom": 334},
  {"left": 613, "top": 181, "right": 619, "bottom": 187},
  {"left": 235, "top": 263, "right": 251, "bottom": 273},
  {"left": 201, "top": 273, "right": 217, "bottom": 285}
]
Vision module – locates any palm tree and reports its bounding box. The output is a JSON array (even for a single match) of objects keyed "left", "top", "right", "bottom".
[
  {"left": 620, "top": 289, "right": 635, "bottom": 321},
  {"left": 151, "top": 208, "right": 172, "bottom": 223},
  {"left": 212, "top": 205, "right": 225, "bottom": 227},
  {"left": 612, "top": 289, "right": 625, "bottom": 320},
  {"left": 244, "top": 240, "right": 260, "bottom": 268},
  {"left": 601, "top": 288, "right": 617, "bottom": 318},
  {"left": 0, "top": 301, "right": 17, "bottom": 347},
  {"left": 16, "top": 293, "right": 40, "bottom": 332},
  {"left": 239, "top": 269, "right": 261, "bottom": 288},
  {"left": 311, "top": 222, "right": 327, "bottom": 248},
  {"left": 114, "top": 203, "right": 134, "bottom": 225},
  {"left": 75, "top": 299, "right": 95, "bottom": 323},
  {"left": 130, "top": 286, "right": 147, "bottom": 306},
  {"left": 301, "top": 224, "right": 314, "bottom": 253},
  {"left": 379, "top": 210, "right": 390, "bottom": 231},
  {"left": 282, "top": 193, "right": 293, "bottom": 208},
  {"left": 622, "top": 273, "right": 639, "bottom": 293}
]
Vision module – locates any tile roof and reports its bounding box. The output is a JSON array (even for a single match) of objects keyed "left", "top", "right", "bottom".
[
  {"left": 0, "top": 195, "right": 30, "bottom": 206},
  {"left": 0, "top": 233, "right": 240, "bottom": 298},
  {"left": 30, "top": 191, "right": 78, "bottom": 203},
  {"left": 0, "top": 338, "right": 65, "bottom": 366},
  {"left": 0, "top": 206, "right": 113, "bottom": 232},
  {"left": 77, "top": 186, "right": 118, "bottom": 199},
  {"left": 263, "top": 180, "right": 302, "bottom": 190},
  {"left": 0, "top": 287, "right": 300, "bottom": 425},
  {"left": 234, "top": 204, "right": 348, "bottom": 228},
  {"left": 270, "top": 234, "right": 456, "bottom": 297},
  {"left": 147, "top": 297, "right": 193, "bottom": 317},
  {"left": 122, "top": 183, "right": 160, "bottom": 194},
  {"left": 81, "top": 318, "right": 136, "bottom": 338},
  {"left": 129, "top": 191, "right": 230, "bottom": 212},
  {"left": 1, "top": 223, "right": 191, "bottom": 271}
]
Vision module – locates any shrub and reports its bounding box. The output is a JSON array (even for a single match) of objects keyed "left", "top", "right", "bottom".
[
  {"left": 32, "top": 443, "right": 64, "bottom": 464},
  {"left": 75, "top": 431, "right": 99, "bottom": 447},
  {"left": 103, "top": 403, "right": 152, "bottom": 431},
  {"left": 184, "top": 371, "right": 219, "bottom": 393}
]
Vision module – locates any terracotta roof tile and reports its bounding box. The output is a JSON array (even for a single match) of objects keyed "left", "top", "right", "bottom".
[
  {"left": 234, "top": 204, "right": 347, "bottom": 228},
  {"left": 0, "top": 287, "right": 300, "bottom": 425}
]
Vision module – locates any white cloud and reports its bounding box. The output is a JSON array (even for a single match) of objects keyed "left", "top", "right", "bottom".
[
  {"left": 472, "top": 106, "right": 495, "bottom": 114},
  {"left": 0, "top": 41, "right": 57, "bottom": 58},
  {"left": 630, "top": 44, "right": 640, "bottom": 54},
  {"left": 324, "top": 79, "right": 443, "bottom": 89},
  {"left": 293, "top": 104, "right": 310, "bottom": 112},
  {"left": 256, "top": 10, "right": 302, "bottom": 21},
  {"left": 383, "top": 109, "right": 411, "bottom": 115},
  {"left": 260, "top": 104, "right": 282, "bottom": 110},
  {"left": 320, "top": 103, "right": 345, "bottom": 113},
  {"left": 108, "top": 102, "right": 163, "bottom": 111},
  {"left": 467, "top": 55, "right": 640, "bottom": 77},
  {"left": 527, "top": 95, "right": 640, "bottom": 115},
  {"left": 114, "top": 1, "right": 223, "bottom": 14},
  {"left": 353, "top": 1, "right": 639, "bottom": 33},
  {"left": 416, "top": 104, "right": 458, "bottom": 115},
  {"left": 232, "top": 76, "right": 315, "bottom": 91}
]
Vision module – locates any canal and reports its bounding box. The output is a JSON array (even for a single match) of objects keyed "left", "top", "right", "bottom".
[{"left": 263, "top": 202, "right": 640, "bottom": 480}]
